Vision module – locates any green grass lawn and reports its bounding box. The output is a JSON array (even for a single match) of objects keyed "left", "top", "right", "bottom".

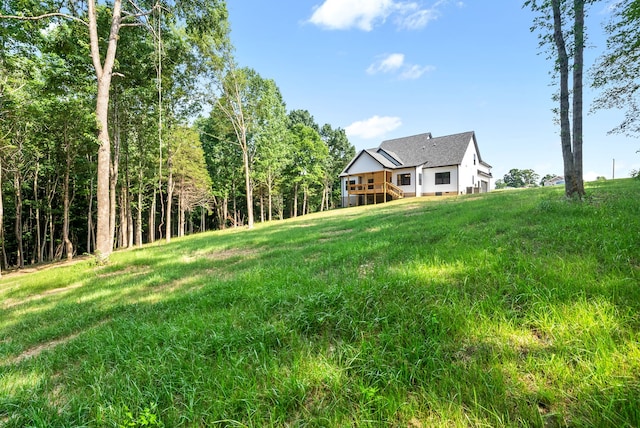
[{"left": 1, "top": 179, "right": 639, "bottom": 427}]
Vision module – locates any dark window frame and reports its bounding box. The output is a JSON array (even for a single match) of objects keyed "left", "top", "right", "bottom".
[
  {"left": 435, "top": 172, "right": 451, "bottom": 185},
  {"left": 397, "top": 173, "right": 411, "bottom": 186}
]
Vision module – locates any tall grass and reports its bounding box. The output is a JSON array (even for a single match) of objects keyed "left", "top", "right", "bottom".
[{"left": 1, "top": 179, "right": 639, "bottom": 427}]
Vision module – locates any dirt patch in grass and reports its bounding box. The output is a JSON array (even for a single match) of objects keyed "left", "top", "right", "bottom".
[
  {"left": 9, "top": 319, "right": 110, "bottom": 365},
  {"left": 2, "top": 282, "right": 85, "bottom": 309},
  {"left": 1, "top": 256, "right": 92, "bottom": 279}
]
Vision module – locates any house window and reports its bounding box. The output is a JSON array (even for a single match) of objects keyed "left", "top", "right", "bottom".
[
  {"left": 397, "top": 173, "right": 411, "bottom": 186},
  {"left": 473, "top": 154, "right": 476, "bottom": 165},
  {"left": 435, "top": 172, "right": 451, "bottom": 185},
  {"left": 368, "top": 178, "right": 374, "bottom": 189},
  {"left": 418, "top": 173, "right": 422, "bottom": 186},
  {"left": 346, "top": 179, "right": 356, "bottom": 190}
]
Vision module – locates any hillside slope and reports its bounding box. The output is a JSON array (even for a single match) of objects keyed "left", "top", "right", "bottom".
[{"left": 1, "top": 179, "right": 639, "bottom": 427}]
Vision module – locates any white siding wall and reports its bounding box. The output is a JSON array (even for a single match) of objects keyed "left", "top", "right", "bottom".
[
  {"left": 345, "top": 152, "right": 382, "bottom": 174},
  {"left": 392, "top": 168, "right": 418, "bottom": 195},
  {"left": 458, "top": 138, "right": 477, "bottom": 193},
  {"left": 423, "top": 166, "right": 458, "bottom": 194}
]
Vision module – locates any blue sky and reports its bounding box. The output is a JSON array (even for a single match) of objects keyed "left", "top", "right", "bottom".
[{"left": 226, "top": 0, "right": 640, "bottom": 183}]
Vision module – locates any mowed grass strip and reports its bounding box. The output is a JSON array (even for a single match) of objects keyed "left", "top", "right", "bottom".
[{"left": 1, "top": 179, "right": 639, "bottom": 427}]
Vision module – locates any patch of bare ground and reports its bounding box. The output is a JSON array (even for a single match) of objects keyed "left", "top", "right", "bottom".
[
  {"left": 8, "top": 319, "right": 110, "bottom": 365},
  {"left": 2, "top": 282, "right": 85, "bottom": 309},
  {"left": 1, "top": 255, "right": 92, "bottom": 279},
  {"left": 196, "top": 247, "right": 258, "bottom": 262},
  {"left": 94, "top": 265, "right": 150, "bottom": 278}
]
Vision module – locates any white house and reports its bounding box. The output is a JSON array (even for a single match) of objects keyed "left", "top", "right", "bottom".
[
  {"left": 340, "top": 131, "right": 492, "bottom": 207},
  {"left": 543, "top": 175, "right": 565, "bottom": 186}
]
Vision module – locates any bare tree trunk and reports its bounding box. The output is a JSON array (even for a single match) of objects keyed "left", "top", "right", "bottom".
[
  {"left": 119, "top": 183, "right": 127, "bottom": 248},
  {"left": 90, "top": 0, "right": 122, "bottom": 261},
  {"left": 149, "top": 188, "right": 156, "bottom": 243},
  {"left": 136, "top": 183, "right": 143, "bottom": 247},
  {"left": 222, "top": 196, "right": 228, "bottom": 230},
  {"left": 86, "top": 165, "right": 94, "bottom": 254},
  {"left": 178, "top": 179, "right": 185, "bottom": 237},
  {"left": 166, "top": 151, "right": 174, "bottom": 242},
  {"left": 293, "top": 183, "right": 298, "bottom": 218},
  {"left": 303, "top": 186, "right": 308, "bottom": 215},
  {"left": 63, "top": 139, "right": 74, "bottom": 261},
  {"left": 267, "top": 173, "right": 273, "bottom": 222},
  {"left": 34, "top": 161, "right": 42, "bottom": 263},
  {"left": 242, "top": 146, "right": 254, "bottom": 229},
  {"left": 14, "top": 171, "right": 24, "bottom": 268},
  {"left": 571, "top": 0, "right": 585, "bottom": 197},
  {"left": 551, "top": 0, "right": 585, "bottom": 199},
  {"left": 0, "top": 162, "right": 3, "bottom": 276}
]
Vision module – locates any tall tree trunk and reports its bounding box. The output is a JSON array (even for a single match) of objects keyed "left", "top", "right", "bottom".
[
  {"left": 293, "top": 183, "right": 298, "bottom": 218},
  {"left": 86, "top": 164, "right": 94, "bottom": 254},
  {"left": 551, "top": 0, "right": 574, "bottom": 198},
  {"left": 178, "top": 178, "right": 185, "bottom": 237},
  {"left": 34, "top": 161, "right": 42, "bottom": 263},
  {"left": 572, "top": 0, "right": 585, "bottom": 197},
  {"left": 63, "top": 138, "right": 74, "bottom": 261},
  {"left": 166, "top": 151, "right": 174, "bottom": 242},
  {"left": 267, "top": 172, "right": 273, "bottom": 222},
  {"left": 242, "top": 145, "right": 254, "bottom": 229},
  {"left": 119, "top": 183, "right": 127, "bottom": 248},
  {"left": 90, "top": 0, "right": 122, "bottom": 261},
  {"left": 0, "top": 162, "right": 3, "bottom": 276},
  {"left": 136, "top": 178, "right": 143, "bottom": 247},
  {"left": 110, "top": 90, "right": 121, "bottom": 250},
  {"left": 149, "top": 188, "right": 156, "bottom": 243},
  {"left": 14, "top": 171, "right": 24, "bottom": 269},
  {"left": 222, "top": 196, "right": 228, "bottom": 230}
]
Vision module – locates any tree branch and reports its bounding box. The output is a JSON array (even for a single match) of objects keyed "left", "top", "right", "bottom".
[{"left": 0, "top": 12, "right": 88, "bottom": 27}]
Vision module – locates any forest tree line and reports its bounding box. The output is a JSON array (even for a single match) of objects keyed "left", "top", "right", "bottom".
[{"left": 0, "top": 1, "right": 355, "bottom": 273}]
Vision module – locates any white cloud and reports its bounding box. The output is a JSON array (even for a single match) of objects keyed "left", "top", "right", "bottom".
[
  {"left": 366, "top": 53, "right": 405, "bottom": 75},
  {"left": 309, "top": 0, "right": 451, "bottom": 31},
  {"left": 397, "top": 9, "right": 439, "bottom": 30},
  {"left": 399, "top": 64, "right": 436, "bottom": 80},
  {"left": 309, "top": 0, "right": 395, "bottom": 31},
  {"left": 345, "top": 115, "right": 402, "bottom": 139},
  {"left": 367, "top": 53, "right": 434, "bottom": 80}
]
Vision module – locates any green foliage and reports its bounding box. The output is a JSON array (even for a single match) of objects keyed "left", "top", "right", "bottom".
[
  {"left": 502, "top": 168, "right": 540, "bottom": 187},
  {"left": 591, "top": 0, "right": 640, "bottom": 136},
  {"left": 1, "top": 179, "right": 639, "bottom": 426}
]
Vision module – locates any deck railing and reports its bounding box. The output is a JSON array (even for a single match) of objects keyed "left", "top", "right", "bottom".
[{"left": 347, "top": 182, "right": 404, "bottom": 200}]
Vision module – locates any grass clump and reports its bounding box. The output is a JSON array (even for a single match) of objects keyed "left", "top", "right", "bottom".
[{"left": 1, "top": 179, "right": 639, "bottom": 427}]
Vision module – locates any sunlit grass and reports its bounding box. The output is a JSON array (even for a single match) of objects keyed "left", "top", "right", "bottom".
[{"left": 1, "top": 179, "right": 639, "bottom": 426}]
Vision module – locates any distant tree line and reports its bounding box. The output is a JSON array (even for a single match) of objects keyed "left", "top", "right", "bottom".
[{"left": 0, "top": 2, "right": 354, "bottom": 273}]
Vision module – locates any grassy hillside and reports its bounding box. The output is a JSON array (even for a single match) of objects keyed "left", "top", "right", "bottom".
[{"left": 1, "top": 179, "right": 639, "bottom": 427}]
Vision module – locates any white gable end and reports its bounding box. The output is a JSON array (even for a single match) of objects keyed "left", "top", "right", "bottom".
[{"left": 345, "top": 152, "right": 385, "bottom": 175}]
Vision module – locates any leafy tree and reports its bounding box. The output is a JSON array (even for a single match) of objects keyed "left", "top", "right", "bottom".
[
  {"left": 251, "top": 80, "right": 290, "bottom": 222},
  {"left": 525, "top": 0, "right": 592, "bottom": 199},
  {"left": 592, "top": 0, "right": 640, "bottom": 136},
  {"left": 287, "top": 124, "right": 328, "bottom": 217},
  {"left": 502, "top": 168, "right": 540, "bottom": 188},
  {"left": 170, "top": 126, "right": 212, "bottom": 237},
  {"left": 320, "top": 124, "right": 355, "bottom": 210},
  {"left": 1, "top": 0, "right": 229, "bottom": 260}
]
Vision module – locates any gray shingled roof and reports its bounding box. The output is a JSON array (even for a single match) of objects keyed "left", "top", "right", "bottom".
[{"left": 378, "top": 131, "right": 479, "bottom": 168}]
